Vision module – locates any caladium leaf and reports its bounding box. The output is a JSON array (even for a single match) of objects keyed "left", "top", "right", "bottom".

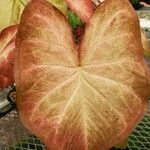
[
  {"left": 15, "top": 0, "right": 150, "bottom": 150},
  {"left": 65, "top": 0, "right": 93, "bottom": 23},
  {"left": 0, "top": 25, "right": 17, "bottom": 90}
]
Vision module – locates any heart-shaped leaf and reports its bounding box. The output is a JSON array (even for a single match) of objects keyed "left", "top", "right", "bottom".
[
  {"left": 0, "top": 25, "right": 17, "bottom": 89},
  {"left": 15, "top": 0, "right": 150, "bottom": 149}
]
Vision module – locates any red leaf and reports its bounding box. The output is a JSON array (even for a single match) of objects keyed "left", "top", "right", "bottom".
[
  {"left": 0, "top": 25, "right": 18, "bottom": 89},
  {"left": 65, "top": 0, "right": 94, "bottom": 23}
]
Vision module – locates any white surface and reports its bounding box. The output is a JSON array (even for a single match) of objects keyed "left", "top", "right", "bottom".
[{"left": 140, "top": 18, "right": 150, "bottom": 28}]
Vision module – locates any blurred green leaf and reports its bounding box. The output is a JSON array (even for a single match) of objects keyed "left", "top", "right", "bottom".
[
  {"left": 67, "top": 11, "right": 82, "bottom": 29},
  {"left": 0, "top": 0, "right": 27, "bottom": 31},
  {"left": 144, "top": 50, "right": 150, "bottom": 58},
  {"left": 49, "top": 0, "right": 68, "bottom": 15},
  {"left": 130, "top": 0, "right": 139, "bottom": 4},
  {"left": 0, "top": 0, "right": 68, "bottom": 31}
]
